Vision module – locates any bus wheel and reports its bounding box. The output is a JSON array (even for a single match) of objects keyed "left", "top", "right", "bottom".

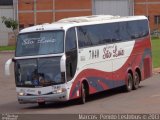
[
  {"left": 38, "top": 102, "right": 45, "bottom": 107},
  {"left": 125, "top": 73, "right": 133, "bottom": 92},
  {"left": 133, "top": 71, "right": 140, "bottom": 90},
  {"left": 79, "top": 83, "right": 86, "bottom": 104}
]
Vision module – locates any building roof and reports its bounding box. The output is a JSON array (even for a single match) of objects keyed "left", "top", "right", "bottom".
[{"left": 0, "top": 0, "right": 13, "bottom": 5}]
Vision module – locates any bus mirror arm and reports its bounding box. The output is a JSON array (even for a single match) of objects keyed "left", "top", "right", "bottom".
[
  {"left": 60, "top": 54, "right": 66, "bottom": 72},
  {"left": 5, "top": 58, "right": 13, "bottom": 76}
]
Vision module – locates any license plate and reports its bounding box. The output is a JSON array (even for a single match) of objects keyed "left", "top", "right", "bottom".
[{"left": 37, "top": 97, "right": 45, "bottom": 103}]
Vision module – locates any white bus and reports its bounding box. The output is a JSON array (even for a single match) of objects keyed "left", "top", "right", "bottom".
[{"left": 5, "top": 15, "right": 152, "bottom": 105}]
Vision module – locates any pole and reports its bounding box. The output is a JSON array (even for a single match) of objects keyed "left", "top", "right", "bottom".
[
  {"left": 53, "top": 0, "right": 56, "bottom": 22},
  {"left": 145, "top": 0, "right": 148, "bottom": 16},
  {"left": 34, "top": 0, "right": 37, "bottom": 25}
]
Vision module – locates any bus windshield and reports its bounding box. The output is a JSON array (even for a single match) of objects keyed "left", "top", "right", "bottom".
[
  {"left": 16, "top": 30, "right": 64, "bottom": 57},
  {"left": 15, "top": 57, "right": 63, "bottom": 87}
]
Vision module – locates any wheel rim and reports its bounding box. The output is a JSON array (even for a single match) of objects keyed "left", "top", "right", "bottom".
[
  {"left": 82, "top": 84, "right": 86, "bottom": 103},
  {"left": 128, "top": 75, "right": 133, "bottom": 90},
  {"left": 134, "top": 73, "right": 140, "bottom": 88}
]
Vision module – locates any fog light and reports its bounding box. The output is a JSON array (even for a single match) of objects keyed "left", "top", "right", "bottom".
[
  {"left": 18, "top": 92, "right": 26, "bottom": 96},
  {"left": 53, "top": 87, "right": 66, "bottom": 94},
  {"left": 57, "top": 88, "right": 66, "bottom": 93}
]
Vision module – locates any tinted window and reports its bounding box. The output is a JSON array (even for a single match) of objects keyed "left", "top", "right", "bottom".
[
  {"left": 139, "top": 20, "right": 149, "bottom": 37},
  {"left": 77, "top": 24, "right": 114, "bottom": 48},
  {"left": 65, "top": 28, "right": 77, "bottom": 51},
  {"left": 77, "top": 19, "right": 149, "bottom": 48},
  {"left": 154, "top": 15, "right": 160, "bottom": 24},
  {"left": 118, "top": 22, "right": 131, "bottom": 41},
  {"left": 108, "top": 23, "right": 121, "bottom": 43},
  {"left": 127, "top": 20, "right": 149, "bottom": 39},
  {"left": 16, "top": 31, "right": 64, "bottom": 57},
  {"left": 0, "top": 0, "right": 13, "bottom": 5},
  {"left": 77, "top": 27, "right": 92, "bottom": 48},
  {"left": 99, "top": 24, "right": 114, "bottom": 44},
  {"left": 65, "top": 28, "right": 78, "bottom": 82},
  {"left": 15, "top": 57, "right": 63, "bottom": 87}
]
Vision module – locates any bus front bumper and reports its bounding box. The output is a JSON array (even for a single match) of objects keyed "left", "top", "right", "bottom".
[{"left": 17, "top": 92, "right": 68, "bottom": 104}]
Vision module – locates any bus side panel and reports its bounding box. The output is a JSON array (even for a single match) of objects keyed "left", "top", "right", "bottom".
[
  {"left": 68, "top": 69, "right": 123, "bottom": 100},
  {"left": 134, "top": 36, "right": 152, "bottom": 80},
  {"left": 69, "top": 36, "right": 152, "bottom": 100},
  {"left": 112, "top": 40, "right": 135, "bottom": 87}
]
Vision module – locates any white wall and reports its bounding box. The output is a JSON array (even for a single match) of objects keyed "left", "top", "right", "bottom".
[{"left": 0, "top": 6, "right": 14, "bottom": 46}]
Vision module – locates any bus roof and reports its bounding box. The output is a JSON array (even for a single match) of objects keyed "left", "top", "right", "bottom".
[{"left": 19, "top": 15, "right": 148, "bottom": 34}]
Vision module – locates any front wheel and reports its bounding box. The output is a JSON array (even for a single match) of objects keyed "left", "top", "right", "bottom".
[
  {"left": 124, "top": 73, "right": 133, "bottom": 92},
  {"left": 79, "top": 83, "right": 86, "bottom": 104}
]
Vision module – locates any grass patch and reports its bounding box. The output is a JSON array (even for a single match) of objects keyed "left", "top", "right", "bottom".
[
  {"left": 0, "top": 46, "right": 15, "bottom": 51},
  {"left": 151, "top": 37, "right": 160, "bottom": 68}
]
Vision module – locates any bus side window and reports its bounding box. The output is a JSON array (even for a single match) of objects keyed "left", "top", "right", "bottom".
[
  {"left": 77, "top": 27, "right": 92, "bottom": 48},
  {"left": 119, "top": 22, "right": 131, "bottom": 41},
  {"left": 65, "top": 28, "right": 77, "bottom": 81},
  {"left": 66, "top": 28, "right": 77, "bottom": 51},
  {"left": 127, "top": 20, "right": 149, "bottom": 40}
]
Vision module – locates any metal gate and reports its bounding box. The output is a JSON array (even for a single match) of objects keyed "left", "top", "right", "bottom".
[{"left": 93, "top": 0, "right": 133, "bottom": 16}]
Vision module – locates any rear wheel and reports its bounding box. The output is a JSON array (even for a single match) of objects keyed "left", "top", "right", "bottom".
[
  {"left": 79, "top": 83, "right": 86, "bottom": 104},
  {"left": 133, "top": 71, "right": 140, "bottom": 90},
  {"left": 124, "top": 73, "right": 133, "bottom": 92}
]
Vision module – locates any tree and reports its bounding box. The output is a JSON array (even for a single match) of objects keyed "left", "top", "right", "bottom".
[{"left": 1, "top": 16, "right": 18, "bottom": 39}]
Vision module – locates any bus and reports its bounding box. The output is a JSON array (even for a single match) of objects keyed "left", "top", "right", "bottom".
[{"left": 5, "top": 15, "right": 152, "bottom": 105}]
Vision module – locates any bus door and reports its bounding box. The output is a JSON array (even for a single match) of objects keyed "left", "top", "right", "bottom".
[{"left": 65, "top": 27, "right": 78, "bottom": 82}]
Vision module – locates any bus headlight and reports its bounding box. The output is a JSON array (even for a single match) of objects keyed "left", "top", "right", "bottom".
[
  {"left": 18, "top": 92, "right": 26, "bottom": 96},
  {"left": 53, "top": 87, "right": 66, "bottom": 94}
]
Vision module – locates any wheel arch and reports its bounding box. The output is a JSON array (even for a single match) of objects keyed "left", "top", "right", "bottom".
[{"left": 126, "top": 68, "right": 134, "bottom": 80}]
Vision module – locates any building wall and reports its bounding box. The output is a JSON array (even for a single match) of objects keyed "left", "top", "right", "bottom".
[
  {"left": 0, "top": 6, "right": 15, "bottom": 46},
  {"left": 18, "top": 0, "right": 92, "bottom": 29},
  {"left": 134, "top": 0, "right": 160, "bottom": 31},
  {"left": 18, "top": 0, "right": 160, "bottom": 31},
  {"left": 2, "top": 0, "right": 160, "bottom": 46}
]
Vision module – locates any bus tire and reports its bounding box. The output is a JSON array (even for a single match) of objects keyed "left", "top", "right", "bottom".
[
  {"left": 124, "top": 73, "right": 133, "bottom": 92},
  {"left": 133, "top": 71, "right": 140, "bottom": 90},
  {"left": 79, "top": 83, "right": 86, "bottom": 104}
]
